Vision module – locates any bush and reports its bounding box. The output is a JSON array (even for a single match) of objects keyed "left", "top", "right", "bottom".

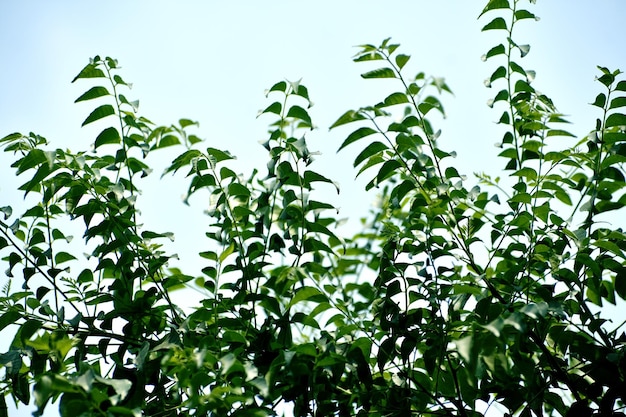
[{"left": 1, "top": 1, "right": 625, "bottom": 416}]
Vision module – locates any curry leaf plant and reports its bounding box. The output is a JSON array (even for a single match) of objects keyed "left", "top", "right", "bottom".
[{"left": 1, "top": 1, "right": 626, "bottom": 416}]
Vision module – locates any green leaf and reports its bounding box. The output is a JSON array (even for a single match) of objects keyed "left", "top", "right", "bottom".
[
  {"left": 615, "top": 80, "right": 626, "bottom": 91},
  {"left": 481, "top": 17, "right": 507, "bottom": 31},
  {"left": 288, "top": 286, "right": 326, "bottom": 308},
  {"left": 361, "top": 67, "right": 396, "bottom": 79},
  {"left": 267, "top": 81, "right": 287, "bottom": 94},
  {"left": 81, "top": 104, "right": 115, "bottom": 126},
  {"left": 259, "top": 101, "right": 282, "bottom": 116},
  {"left": 479, "top": 0, "right": 510, "bottom": 18},
  {"left": 330, "top": 110, "right": 367, "bottom": 129},
  {"left": 609, "top": 96, "right": 626, "bottom": 110},
  {"left": 605, "top": 113, "right": 626, "bottom": 128},
  {"left": 303, "top": 171, "right": 340, "bottom": 193},
  {"left": 376, "top": 159, "right": 402, "bottom": 184},
  {"left": 379, "top": 92, "right": 409, "bottom": 107},
  {"left": 74, "top": 86, "right": 110, "bottom": 103},
  {"left": 515, "top": 10, "right": 538, "bottom": 21},
  {"left": 54, "top": 252, "right": 77, "bottom": 265},
  {"left": 228, "top": 182, "right": 251, "bottom": 198},
  {"left": 354, "top": 141, "right": 388, "bottom": 167},
  {"left": 72, "top": 62, "right": 106, "bottom": 82},
  {"left": 206, "top": 147, "right": 235, "bottom": 163},
  {"left": 338, "top": 127, "right": 378, "bottom": 151},
  {"left": 483, "top": 44, "right": 506, "bottom": 62},
  {"left": 94, "top": 127, "right": 121, "bottom": 148},
  {"left": 591, "top": 93, "right": 606, "bottom": 108},
  {"left": 286, "top": 105, "right": 312, "bottom": 128},
  {"left": 395, "top": 54, "right": 410, "bottom": 70},
  {"left": 179, "top": 118, "right": 198, "bottom": 128}
]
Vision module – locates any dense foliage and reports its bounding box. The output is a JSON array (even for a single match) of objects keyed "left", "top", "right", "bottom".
[{"left": 2, "top": 1, "right": 626, "bottom": 416}]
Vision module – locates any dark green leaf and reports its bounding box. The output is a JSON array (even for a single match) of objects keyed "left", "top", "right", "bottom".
[
  {"left": 286, "top": 105, "right": 312, "bottom": 128},
  {"left": 609, "top": 97, "right": 626, "bottom": 110},
  {"left": 605, "top": 113, "right": 626, "bottom": 128},
  {"left": 94, "top": 127, "right": 121, "bottom": 149},
  {"left": 81, "top": 104, "right": 115, "bottom": 127},
  {"left": 483, "top": 44, "right": 506, "bottom": 62},
  {"left": 354, "top": 141, "right": 388, "bottom": 167},
  {"left": 74, "top": 86, "right": 110, "bottom": 103},
  {"left": 395, "top": 54, "right": 410, "bottom": 70},
  {"left": 361, "top": 67, "right": 396, "bottom": 79},
  {"left": 481, "top": 17, "right": 507, "bottom": 31},
  {"left": 479, "top": 0, "right": 510, "bottom": 18},
  {"left": 515, "top": 10, "right": 538, "bottom": 21},
  {"left": 338, "top": 127, "right": 378, "bottom": 151},
  {"left": 330, "top": 110, "right": 367, "bottom": 129},
  {"left": 259, "top": 102, "right": 282, "bottom": 116},
  {"left": 591, "top": 93, "right": 606, "bottom": 108},
  {"left": 72, "top": 62, "right": 106, "bottom": 82}
]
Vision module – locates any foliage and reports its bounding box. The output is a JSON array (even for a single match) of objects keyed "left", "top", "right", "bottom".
[{"left": 1, "top": 1, "right": 626, "bottom": 416}]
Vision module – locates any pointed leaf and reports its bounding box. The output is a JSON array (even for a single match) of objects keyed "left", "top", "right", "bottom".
[
  {"left": 354, "top": 141, "right": 388, "bottom": 167},
  {"left": 286, "top": 105, "right": 312, "bottom": 128},
  {"left": 606, "top": 113, "right": 626, "bottom": 128},
  {"left": 338, "top": 127, "right": 378, "bottom": 151},
  {"left": 395, "top": 54, "right": 410, "bottom": 70},
  {"left": 72, "top": 63, "right": 106, "bottom": 82},
  {"left": 330, "top": 110, "right": 367, "bottom": 129},
  {"left": 479, "top": 0, "right": 510, "bottom": 18},
  {"left": 482, "top": 17, "right": 507, "bottom": 31},
  {"left": 361, "top": 67, "right": 396, "bottom": 79},
  {"left": 74, "top": 86, "right": 110, "bottom": 103},
  {"left": 94, "top": 127, "right": 121, "bottom": 149},
  {"left": 288, "top": 286, "right": 326, "bottom": 308},
  {"left": 81, "top": 104, "right": 115, "bottom": 127},
  {"left": 609, "top": 97, "right": 626, "bottom": 110}
]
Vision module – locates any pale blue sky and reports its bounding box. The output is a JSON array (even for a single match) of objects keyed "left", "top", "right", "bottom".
[{"left": 1, "top": 2, "right": 625, "bottom": 415}]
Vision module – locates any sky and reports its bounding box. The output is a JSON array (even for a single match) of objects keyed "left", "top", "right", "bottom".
[{"left": 1, "top": 1, "right": 626, "bottom": 416}]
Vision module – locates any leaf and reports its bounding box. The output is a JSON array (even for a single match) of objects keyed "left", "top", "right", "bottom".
[
  {"left": 286, "top": 105, "right": 312, "bottom": 128},
  {"left": 361, "top": 67, "right": 396, "bottom": 79},
  {"left": 379, "top": 92, "right": 409, "bottom": 107},
  {"left": 490, "top": 66, "right": 507, "bottom": 84},
  {"left": 94, "top": 127, "right": 121, "bottom": 149},
  {"left": 487, "top": 89, "right": 509, "bottom": 107},
  {"left": 338, "top": 127, "right": 378, "bottom": 151},
  {"left": 518, "top": 44, "right": 530, "bottom": 58},
  {"left": 482, "top": 44, "right": 506, "bottom": 61},
  {"left": 605, "top": 113, "right": 626, "bottom": 128},
  {"left": 354, "top": 141, "right": 388, "bottom": 167},
  {"left": 303, "top": 170, "right": 340, "bottom": 193},
  {"left": 479, "top": 0, "right": 510, "bottom": 18},
  {"left": 591, "top": 93, "right": 606, "bottom": 108},
  {"left": 395, "top": 54, "right": 410, "bottom": 70},
  {"left": 206, "top": 147, "right": 235, "bottom": 163},
  {"left": 259, "top": 102, "right": 282, "bottom": 116},
  {"left": 609, "top": 96, "right": 626, "bottom": 110},
  {"left": 16, "top": 149, "right": 47, "bottom": 175},
  {"left": 330, "top": 110, "right": 367, "bottom": 129},
  {"left": 179, "top": 118, "right": 198, "bottom": 128},
  {"left": 481, "top": 17, "right": 507, "bottom": 31},
  {"left": 74, "top": 86, "right": 110, "bottom": 103},
  {"left": 267, "top": 81, "right": 287, "bottom": 94},
  {"left": 81, "top": 104, "right": 115, "bottom": 126},
  {"left": 376, "top": 160, "right": 402, "bottom": 184},
  {"left": 228, "top": 182, "right": 251, "bottom": 198},
  {"left": 54, "top": 252, "right": 77, "bottom": 265},
  {"left": 72, "top": 62, "right": 106, "bottom": 82},
  {"left": 288, "top": 286, "right": 326, "bottom": 308},
  {"left": 515, "top": 9, "right": 538, "bottom": 21}
]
